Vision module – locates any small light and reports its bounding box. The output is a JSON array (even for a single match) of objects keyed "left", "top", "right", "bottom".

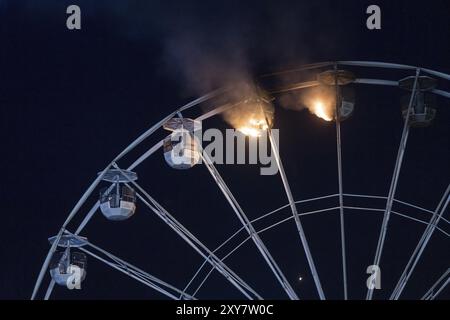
[{"left": 298, "top": 276, "right": 303, "bottom": 281}]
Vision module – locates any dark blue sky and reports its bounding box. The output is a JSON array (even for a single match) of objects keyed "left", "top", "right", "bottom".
[{"left": 0, "top": 0, "right": 449, "bottom": 299}]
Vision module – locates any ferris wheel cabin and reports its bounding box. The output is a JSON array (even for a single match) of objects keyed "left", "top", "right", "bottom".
[
  {"left": 163, "top": 118, "right": 201, "bottom": 169},
  {"left": 48, "top": 235, "right": 88, "bottom": 287},
  {"left": 317, "top": 69, "right": 356, "bottom": 121},
  {"left": 98, "top": 169, "right": 138, "bottom": 221},
  {"left": 399, "top": 75, "right": 437, "bottom": 127}
]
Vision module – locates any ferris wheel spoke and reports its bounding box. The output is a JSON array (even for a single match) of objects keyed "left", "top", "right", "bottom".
[
  {"left": 267, "top": 129, "right": 326, "bottom": 299},
  {"left": 390, "top": 184, "right": 450, "bottom": 300},
  {"left": 42, "top": 279, "right": 55, "bottom": 300},
  {"left": 421, "top": 268, "right": 450, "bottom": 300},
  {"left": 200, "top": 151, "right": 299, "bottom": 300},
  {"left": 366, "top": 69, "right": 421, "bottom": 300},
  {"left": 336, "top": 120, "right": 348, "bottom": 300},
  {"left": 334, "top": 63, "right": 348, "bottom": 300}
]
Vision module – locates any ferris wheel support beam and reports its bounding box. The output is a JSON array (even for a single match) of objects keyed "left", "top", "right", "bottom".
[
  {"left": 199, "top": 151, "right": 299, "bottom": 300},
  {"left": 366, "top": 68, "right": 421, "bottom": 300},
  {"left": 421, "top": 268, "right": 450, "bottom": 300},
  {"left": 113, "top": 167, "right": 262, "bottom": 300},
  {"left": 267, "top": 129, "right": 326, "bottom": 300},
  {"left": 334, "top": 63, "right": 348, "bottom": 300},
  {"left": 44, "top": 280, "right": 55, "bottom": 300},
  {"left": 390, "top": 184, "right": 450, "bottom": 300}
]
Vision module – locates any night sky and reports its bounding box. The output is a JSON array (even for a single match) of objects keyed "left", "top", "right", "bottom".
[{"left": 1, "top": 0, "right": 449, "bottom": 300}]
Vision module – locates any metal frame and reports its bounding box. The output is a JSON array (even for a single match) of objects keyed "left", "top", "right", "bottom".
[{"left": 32, "top": 61, "right": 450, "bottom": 300}]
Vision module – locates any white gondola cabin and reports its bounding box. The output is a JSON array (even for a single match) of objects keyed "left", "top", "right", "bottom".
[
  {"left": 98, "top": 169, "right": 138, "bottom": 221},
  {"left": 163, "top": 118, "right": 201, "bottom": 169}
]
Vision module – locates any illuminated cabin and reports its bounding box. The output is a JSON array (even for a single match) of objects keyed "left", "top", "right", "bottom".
[
  {"left": 98, "top": 169, "right": 138, "bottom": 221},
  {"left": 399, "top": 76, "right": 437, "bottom": 127},
  {"left": 163, "top": 118, "right": 201, "bottom": 169},
  {"left": 318, "top": 69, "right": 356, "bottom": 121}
]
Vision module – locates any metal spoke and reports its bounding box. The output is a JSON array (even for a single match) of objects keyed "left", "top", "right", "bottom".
[
  {"left": 390, "top": 184, "right": 450, "bottom": 299},
  {"left": 366, "top": 68, "right": 421, "bottom": 300},
  {"left": 334, "top": 63, "right": 348, "bottom": 300},
  {"left": 422, "top": 268, "right": 450, "bottom": 300},
  {"left": 267, "top": 128, "right": 326, "bottom": 299},
  {"left": 43, "top": 280, "right": 55, "bottom": 300}
]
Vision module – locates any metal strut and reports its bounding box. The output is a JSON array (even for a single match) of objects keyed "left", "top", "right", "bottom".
[
  {"left": 366, "top": 68, "right": 421, "bottom": 300},
  {"left": 421, "top": 268, "right": 450, "bottom": 300},
  {"left": 390, "top": 184, "right": 450, "bottom": 299},
  {"left": 334, "top": 63, "right": 348, "bottom": 300},
  {"left": 267, "top": 128, "right": 326, "bottom": 300}
]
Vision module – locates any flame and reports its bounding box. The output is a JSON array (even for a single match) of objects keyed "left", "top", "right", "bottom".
[
  {"left": 238, "top": 118, "right": 269, "bottom": 137},
  {"left": 312, "top": 100, "right": 333, "bottom": 121}
]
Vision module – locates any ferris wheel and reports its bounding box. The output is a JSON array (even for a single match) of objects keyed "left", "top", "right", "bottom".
[{"left": 31, "top": 61, "right": 450, "bottom": 300}]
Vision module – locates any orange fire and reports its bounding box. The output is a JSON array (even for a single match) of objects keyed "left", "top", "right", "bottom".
[
  {"left": 312, "top": 100, "right": 333, "bottom": 121},
  {"left": 238, "top": 118, "right": 269, "bottom": 137}
]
